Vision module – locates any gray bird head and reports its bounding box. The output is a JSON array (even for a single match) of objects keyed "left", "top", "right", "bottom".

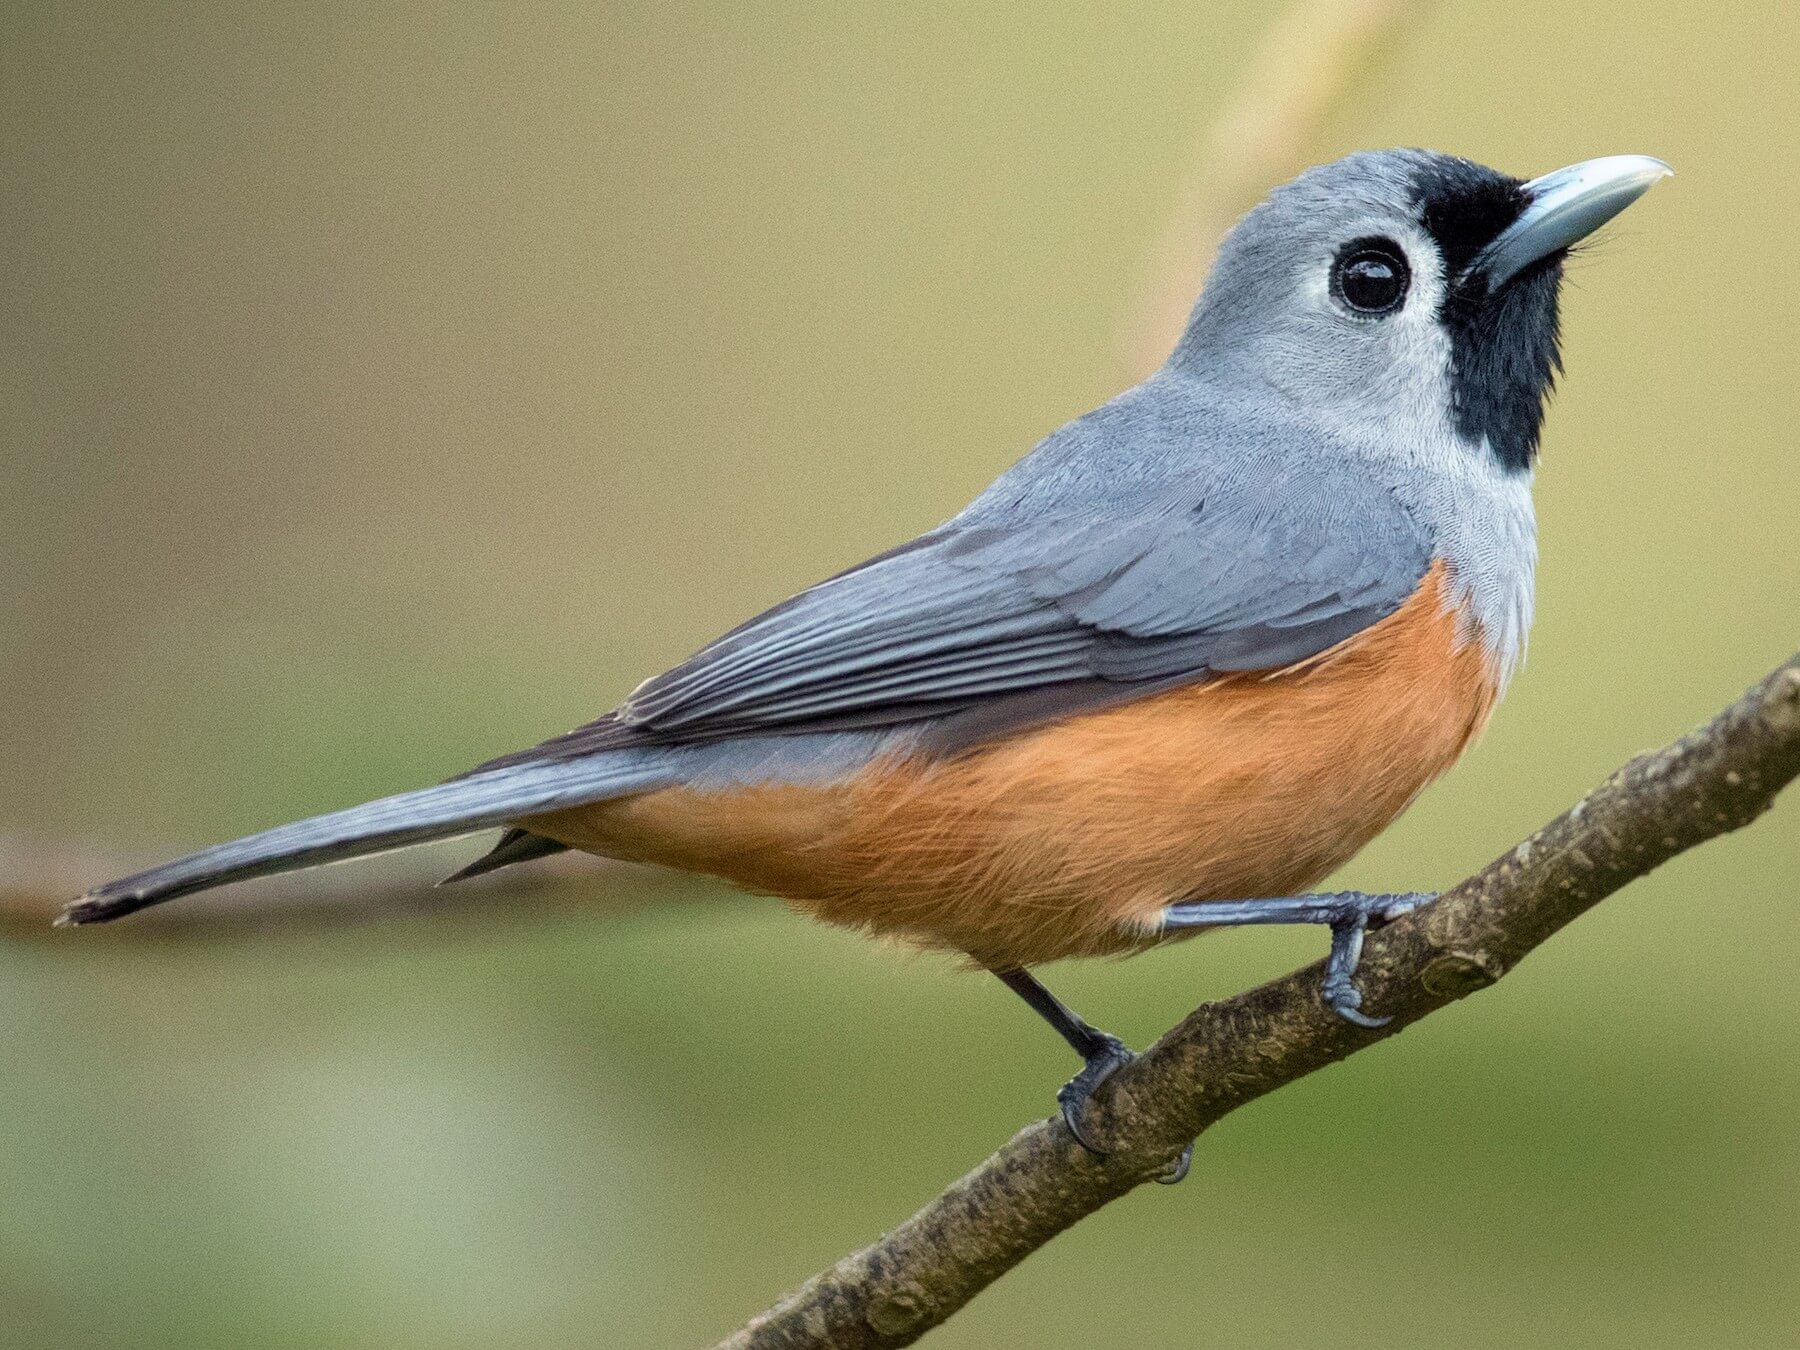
[{"left": 1174, "top": 149, "right": 1670, "bottom": 474}]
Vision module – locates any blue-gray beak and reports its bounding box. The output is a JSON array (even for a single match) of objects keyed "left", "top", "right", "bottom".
[{"left": 1471, "top": 154, "right": 1673, "bottom": 289}]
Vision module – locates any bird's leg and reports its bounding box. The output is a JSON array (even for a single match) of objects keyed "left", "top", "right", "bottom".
[
  {"left": 1158, "top": 891, "right": 1435, "bottom": 1028},
  {"left": 990, "top": 966, "right": 1192, "bottom": 1183},
  {"left": 990, "top": 966, "right": 1127, "bottom": 1143}
]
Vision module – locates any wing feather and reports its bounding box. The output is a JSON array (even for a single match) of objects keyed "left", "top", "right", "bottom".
[{"left": 610, "top": 462, "right": 1432, "bottom": 744}]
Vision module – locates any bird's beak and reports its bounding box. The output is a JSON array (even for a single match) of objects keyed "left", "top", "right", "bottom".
[{"left": 1470, "top": 154, "right": 1673, "bottom": 290}]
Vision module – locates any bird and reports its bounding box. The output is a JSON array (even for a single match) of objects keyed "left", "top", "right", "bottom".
[{"left": 63, "top": 149, "right": 1669, "bottom": 1173}]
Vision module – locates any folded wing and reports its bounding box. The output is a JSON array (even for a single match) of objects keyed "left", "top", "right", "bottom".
[{"left": 525, "top": 459, "right": 1432, "bottom": 758}]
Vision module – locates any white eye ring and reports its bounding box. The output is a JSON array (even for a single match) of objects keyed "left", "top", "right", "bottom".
[{"left": 1331, "top": 239, "right": 1411, "bottom": 316}]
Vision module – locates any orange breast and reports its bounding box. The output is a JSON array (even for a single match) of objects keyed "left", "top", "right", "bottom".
[{"left": 527, "top": 560, "right": 1501, "bottom": 968}]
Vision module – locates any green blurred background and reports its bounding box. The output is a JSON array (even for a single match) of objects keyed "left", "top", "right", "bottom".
[{"left": 5, "top": 3, "right": 1799, "bottom": 1345}]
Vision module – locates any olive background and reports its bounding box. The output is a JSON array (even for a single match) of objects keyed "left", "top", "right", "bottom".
[{"left": 4, "top": 3, "right": 1798, "bottom": 1346}]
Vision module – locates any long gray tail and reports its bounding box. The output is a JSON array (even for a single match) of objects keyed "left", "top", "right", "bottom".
[{"left": 60, "top": 756, "right": 667, "bottom": 926}]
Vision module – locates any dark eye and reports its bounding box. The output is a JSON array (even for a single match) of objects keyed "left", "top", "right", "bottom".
[{"left": 1331, "top": 240, "right": 1410, "bottom": 315}]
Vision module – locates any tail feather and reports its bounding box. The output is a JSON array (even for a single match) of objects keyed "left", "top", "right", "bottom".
[
  {"left": 60, "top": 757, "right": 665, "bottom": 926},
  {"left": 438, "top": 828, "right": 570, "bottom": 885}
]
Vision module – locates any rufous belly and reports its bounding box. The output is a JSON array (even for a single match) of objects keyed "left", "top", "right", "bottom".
[{"left": 527, "top": 560, "right": 1500, "bottom": 969}]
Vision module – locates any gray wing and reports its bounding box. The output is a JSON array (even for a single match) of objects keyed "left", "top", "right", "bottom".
[{"left": 609, "top": 459, "right": 1431, "bottom": 748}]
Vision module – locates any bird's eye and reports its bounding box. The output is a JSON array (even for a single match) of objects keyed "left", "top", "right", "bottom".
[{"left": 1331, "top": 240, "right": 1410, "bottom": 316}]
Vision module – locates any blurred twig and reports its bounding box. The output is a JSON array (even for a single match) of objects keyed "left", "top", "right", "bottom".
[
  {"left": 1119, "top": 0, "right": 1429, "bottom": 379},
  {"left": 721, "top": 653, "right": 1800, "bottom": 1348}
]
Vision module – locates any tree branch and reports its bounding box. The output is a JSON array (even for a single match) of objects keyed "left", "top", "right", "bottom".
[{"left": 720, "top": 651, "right": 1800, "bottom": 1349}]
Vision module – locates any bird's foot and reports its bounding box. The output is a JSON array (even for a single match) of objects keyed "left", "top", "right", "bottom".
[
  {"left": 1319, "top": 891, "right": 1433, "bottom": 1027},
  {"left": 1056, "top": 1034, "right": 1193, "bottom": 1184},
  {"left": 1055, "top": 1033, "right": 1134, "bottom": 1153},
  {"left": 1161, "top": 890, "right": 1437, "bottom": 1030}
]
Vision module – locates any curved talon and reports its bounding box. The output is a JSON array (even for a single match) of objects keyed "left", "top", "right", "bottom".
[
  {"left": 1328, "top": 890, "right": 1433, "bottom": 1025},
  {"left": 1322, "top": 956, "right": 1393, "bottom": 1028},
  {"left": 1055, "top": 1036, "right": 1136, "bottom": 1155},
  {"left": 1322, "top": 910, "right": 1388, "bottom": 1028},
  {"left": 1327, "top": 990, "right": 1392, "bottom": 1029},
  {"left": 1154, "top": 1143, "right": 1194, "bottom": 1185}
]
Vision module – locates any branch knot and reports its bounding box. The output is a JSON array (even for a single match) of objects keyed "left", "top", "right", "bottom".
[
  {"left": 866, "top": 1285, "right": 931, "bottom": 1338},
  {"left": 1419, "top": 949, "right": 1505, "bottom": 997},
  {"left": 1761, "top": 666, "right": 1800, "bottom": 730}
]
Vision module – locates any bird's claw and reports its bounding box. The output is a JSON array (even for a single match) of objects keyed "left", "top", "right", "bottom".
[
  {"left": 1056, "top": 1035, "right": 1194, "bottom": 1184},
  {"left": 1155, "top": 1143, "right": 1195, "bottom": 1185},
  {"left": 1319, "top": 891, "right": 1434, "bottom": 1028},
  {"left": 1056, "top": 1035, "right": 1135, "bottom": 1155},
  {"left": 1373, "top": 891, "right": 1434, "bottom": 926},
  {"left": 1322, "top": 967, "right": 1391, "bottom": 1028}
]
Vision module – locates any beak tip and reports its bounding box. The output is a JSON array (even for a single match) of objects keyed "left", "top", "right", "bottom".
[
  {"left": 1556, "top": 154, "right": 1676, "bottom": 194},
  {"left": 1474, "top": 153, "right": 1673, "bottom": 288}
]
